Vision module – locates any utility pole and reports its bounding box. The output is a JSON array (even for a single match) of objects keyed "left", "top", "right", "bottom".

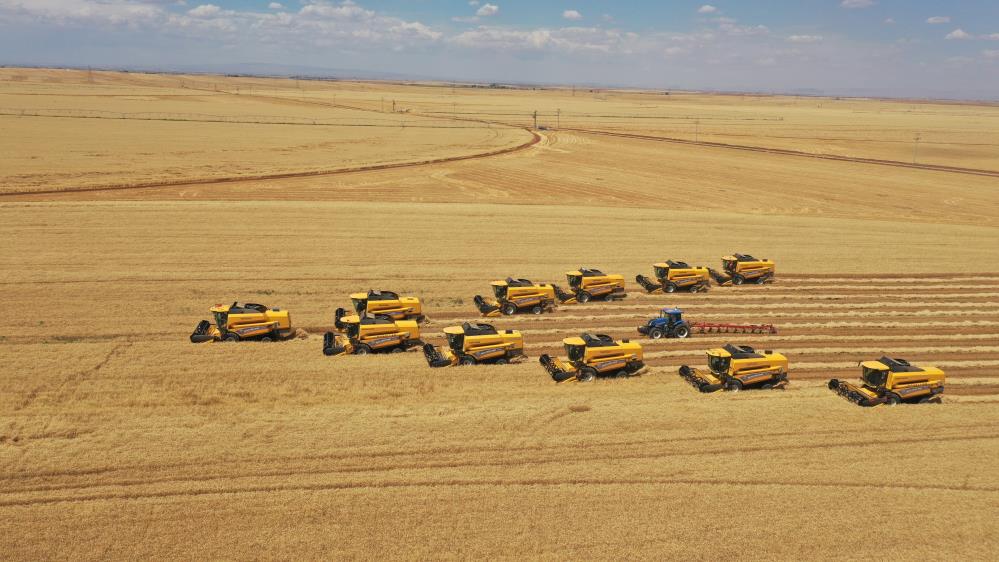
[
  {"left": 912, "top": 132, "right": 921, "bottom": 164},
  {"left": 695, "top": 119, "right": 700, "bottom": 143},
  {"left": 533, "top": 110, "right": 538, "bottom": 130},
  {"left": 392, "top": 100, "right": 396, "bottom": 112},
  {"left": 87, "top": 66, "right": 93, "bottom": 84}
]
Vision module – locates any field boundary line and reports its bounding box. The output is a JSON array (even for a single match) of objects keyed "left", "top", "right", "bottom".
[{"left": 566, "top": 127, "right": 999, "bottom": 178}]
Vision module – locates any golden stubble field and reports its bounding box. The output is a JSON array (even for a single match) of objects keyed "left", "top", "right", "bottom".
[{"left": 1, "top": 69, "right": 998, "bottom": 560}]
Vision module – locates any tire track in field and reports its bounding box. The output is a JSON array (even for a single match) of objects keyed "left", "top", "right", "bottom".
[
  {"left": 2, "top": 433, "right": 996, "bottom": 508},
  {"left": 2, "top": 431, "right": 993, "bottom": 503},
  {"left": 0, "top": 129, "right": 541, "bottom": 198},
  {"left": 565, "top": 128, "right": 999, "bottom": 178}
]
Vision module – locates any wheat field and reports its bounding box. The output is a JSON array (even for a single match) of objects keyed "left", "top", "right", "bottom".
[{"left": 1, "top": 69, "right": 998, "bottom": 560}]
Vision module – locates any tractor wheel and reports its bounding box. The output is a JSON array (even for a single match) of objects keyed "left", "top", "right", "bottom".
[
  {"left": 460, "top": 355, "right": 477, "bottom": 366},
  {"left": 259, "top": 334, "right": 274, "bottom": 342},
  {"left": 672, "top": 325, "right": 691, "bottom": 339},
  {"left": 577, "top": 291, "right": 592, "bottom": 303},
  {"left": 756, "top": 275, "right": 769, "bottom": 285},
  {"left": 577, "top": 367, "right": 598, "bottom": 382},
  {"left": 390, "top": 347, "right": 405, "bottom": 354},
  {"left": 731, "top": 275, "right": 745, "bottom": 286},
  {"left": 727, "top": 379, "right": 744, "bottom": 392},
  {"left": 665, "top": 282, "right": 678, "bottom": 293},
  {"left": 354, "top": 345, "right": 372, "bottom": 356},
  {"left": 531, "top": 305, "right": 543, "bottom": 315},
  {"left": 884, "top": 393, "right": 902, "bottom": 406},
  {"left": 223, "top": 333, "right": 240, "bottom": 343},
  {"left": 649, "top": 328, "right": 665, "bottom": 340},
  {"left": 501, "top": 303, "right": 518, "bottom": 316},
  {"left": 762, "top": 383, "right": 774, "bottom": 390},
  {"left": 494, "top": 357, "right": 509, "bottom": 365}
]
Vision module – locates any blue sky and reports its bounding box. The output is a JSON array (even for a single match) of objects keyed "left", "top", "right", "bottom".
[{"left": 1, "top": 1, "right": 997, "bottom": 98}]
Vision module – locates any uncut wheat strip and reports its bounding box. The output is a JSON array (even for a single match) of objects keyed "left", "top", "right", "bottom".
[
  {"left": 702, "top": 283, "right": 999, "bottom": 292},
  {"left": 520, "top": 333, "right": 999, "bottom": 349},
  {"left": 759, "top": 359, "right": 999, "bottom": 370},
  {"left": 778, "top": 276, "right": 999, "bottom": 283},
  {"left": 558, "top": 300, "right": 999, "bottom": 313},
  {"left": 642, "top": 346, "right": 999, "bottom": 360},
  {"left": 624, "top": 292, "right": 999, "bottom": 302},
  {"left": 505, "top": 310, "right": 999, "bottom": 324}
]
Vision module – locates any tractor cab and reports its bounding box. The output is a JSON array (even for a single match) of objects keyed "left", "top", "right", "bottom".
[{"left": 659, "top": 307, "right": 684, "bottom": 323}]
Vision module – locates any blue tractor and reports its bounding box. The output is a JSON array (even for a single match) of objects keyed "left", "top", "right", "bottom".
[{"left": 637, "top": 307, "right": 692, "bottom": 340}]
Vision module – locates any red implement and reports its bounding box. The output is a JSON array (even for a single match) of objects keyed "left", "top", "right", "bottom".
[{"left": 690, "top": 322, "right": 777, "bottom": 335}]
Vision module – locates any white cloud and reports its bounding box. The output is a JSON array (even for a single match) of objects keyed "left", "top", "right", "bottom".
[
  {"left": 787, "top": 34, "right": 823, "bottom": 43},
  {"left": 601, "top": 14, "right": 613, "bottom": 23},
  {"left": 926, "top": 16, "right": 950, "bottom": 24},
  {"left": 562, "top": 10, "right": 582, "bottom": 21},
  {"left": 476, "top": 3, "right": 498, "bottom": 17},
  {"left": 698, "top": 5, "right": 717, "bottom": 14},
  {"left": 188, "top": 4, "right": 221, "bottom": 18},
  {"left": 983, "top": 49, "right": 999, "bottom": 59},
  {"left": 840, "top": 0, "right": 874, "bottom": 8},
  {"left": 884, "top": 18, "right": 895, "bottom": 24},
  {"left": 268, "top": 2, "right": 283, "bottom": 9},
  {"left": 985, "top": 33, "right": 999, "bottom": 40},
  {"left": 468, "top": 1, "right": 479, "bottom": 5},
  {"left": 946, "top": 28, "right": 972, "bottom": 40}
]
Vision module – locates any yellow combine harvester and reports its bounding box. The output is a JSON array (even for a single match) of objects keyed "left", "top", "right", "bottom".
[
  {"left": 423, "top": 322, "right": 525, "bottom": 367},
  {"left": 190, "top": 302, "right": 293, "bottom": 343},
  {"left": 335, "top": 290, "right": 424, "bottom": 329},
  {"left": 709, "top": 254, "right": 776, "bottom": 286},
  {"left": 679, "top": 344, "right": 788, "bottom": 392},
  {"left": 828, "top": 357, "right": 945, "bottom": 406},
  {"left": 474, "top": 278, "right": 557, "bottom": 316},
  {"left": 636, "top": 260, "right": 711, "bottom": 293},
  {"left": 539, "top": 333, "right": 645, "bottom": 383},
  {"left": 554, "top": 268, "right": 627, "bottom": 304},
  {"left": 323, "top": 314, "right": 421, "bottom": 356}
]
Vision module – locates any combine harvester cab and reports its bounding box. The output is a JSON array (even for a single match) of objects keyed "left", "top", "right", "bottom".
[
  {"left": 828, "top": 357, "right": 945, "bottom": 407},
  {"left": 554, "top": 268, "right": 627, "bottom": 304},
  {"left": 539, "top": 333, "right": 645, "bottom": 383},
  {"left": 637, "top": 308, "right": 692, "bottom": 339},
  {"left": 190, "top": 302, "right": 293, "bottom": 343},
  {"left": 636, "top": 261, "right": 711, "bottom": 294},
  {"left": 709, "top": 254, "right": 776, "bottom": 286},
  {"left": 343, "top": 290, "right": 425, "bottom": 327},
  {"left": 423, "top": 322, "right": 525, "bottom": 367},
  {"left": 474, "top": 278, "right": 557, "bottom": 317},
  {"left": 323, "top": 313, "right": 421, "bottom": 356},
  {"left": 678, "top": 344, "right": 788, "bottom": 392}
]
